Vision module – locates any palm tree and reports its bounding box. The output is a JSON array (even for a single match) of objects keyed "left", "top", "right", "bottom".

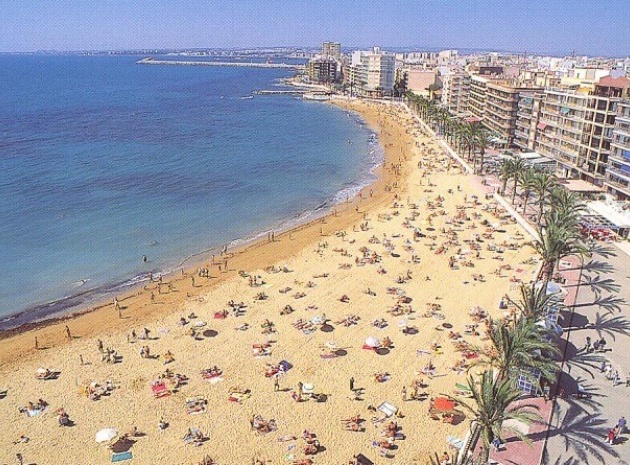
[
  {"left": 534, "top": 212, "right": 588, "bottom": 282},
  {"left": 458, "top": 123, "right": 476, "bottom": 161},
  {"left": 531, "top": 171, "right": 558, "bottom": 225},
  {"left": 509, "top": 282, "right": 560, "bottom": 321},
  {"left": 549, "top": 188, "right": 586, "bottom": 225},
  {"left": 436, "top": 108, "right": 451, "bottom": 137},
  {"left": 519, "top": 168, "right": 538, "bottom": 217},
  {"left": 510, "top": 157, "right": 528, "bottom": 204},
  {"left": 499, "top": 157, "right": 515, "bottom": 196},
  {"left": 472, "top": 127, "right": 493, "bottom": 175},
  {"left": 456, "top": 370, "right": 541, "bottom": 463},
  {"left": 487, "top": 315, "right": 560, "bottom": 382}
]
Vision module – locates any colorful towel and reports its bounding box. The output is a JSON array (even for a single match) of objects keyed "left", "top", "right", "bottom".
[{"left": 111, "top": 451, "right": 133, "bottom": 462}]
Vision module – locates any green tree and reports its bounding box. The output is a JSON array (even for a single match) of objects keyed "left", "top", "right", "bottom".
[
  {"left": 519, "top": 168, "right": 538, "bottom": 217},
  {"left": 456, "top": 371, "right": 541, "bottom": 464},
  {"left": 487, "top": 315, "right": 560, "bottom": 382},
  {"left": 531, "top": 171, "right": 558, "bottom": 225},
  {"left": 510, "top": 157, "right": 528, "bottom": 204}
]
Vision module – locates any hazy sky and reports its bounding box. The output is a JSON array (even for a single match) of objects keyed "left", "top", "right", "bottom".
[{"left": 2, "top": 0, "right": 629, "bottom": 56}]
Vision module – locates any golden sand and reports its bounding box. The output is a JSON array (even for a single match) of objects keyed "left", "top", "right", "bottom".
[{"left": 0, "top": 100, "right": 537, "bottom": 465}]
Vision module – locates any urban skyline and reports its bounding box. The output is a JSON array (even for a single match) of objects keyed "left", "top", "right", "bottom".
[{"left": 2, "top": 0, "right": 630, "bottom": 56}]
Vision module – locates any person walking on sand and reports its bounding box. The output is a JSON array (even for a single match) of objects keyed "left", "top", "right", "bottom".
[
  {"left": 402, "top": 386, "right": 407, "bottom": 402},
  {"left": 34, "top": 337, "right": 38, "bottom": 350},
  {"left": 274, "top": 375, "right": 280, "bottom": 392},
  {"left": 64, "top": 325, "right": 71, "bottom": 341},
  {"left": 350, "top": 377, "right": 355, "bottom": 392}
]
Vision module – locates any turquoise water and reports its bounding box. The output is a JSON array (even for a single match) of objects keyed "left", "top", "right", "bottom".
[{"left": 0, "top": 55, "right": 381, "bottom": 328}]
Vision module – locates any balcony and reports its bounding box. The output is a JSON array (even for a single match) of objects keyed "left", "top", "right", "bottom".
[
  {"left": 606, "top": 166, "right": 630, "bottom": 182},
  {"left": 516, "top": 119, "right": 530, "bottom": 130}
]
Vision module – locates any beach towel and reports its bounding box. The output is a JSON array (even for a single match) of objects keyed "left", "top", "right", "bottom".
[
  {"left": 111, "top": 451, "right": 133, "bottom": 462},
  {"left": 27, "top": 408, "right": 45, "bottom": 417}
]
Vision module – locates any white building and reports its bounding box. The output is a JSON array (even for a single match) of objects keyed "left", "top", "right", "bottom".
[{"left": 346, "top": 47, "right": 395, "bottom": 94}]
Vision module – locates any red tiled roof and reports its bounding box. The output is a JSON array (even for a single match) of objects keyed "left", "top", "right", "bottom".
[{"left": 597, "top": 75, "right": 630, "bottom": 89}]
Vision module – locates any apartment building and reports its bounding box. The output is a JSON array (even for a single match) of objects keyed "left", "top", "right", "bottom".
[
  {"left": 346, "top": 48, "right": 396, "bottom": 94},
  {"left": 441, "top": 69, "right": 470, "bottom": 115},
  {"left": 469, "top": 73, "right": 543, "bottom": 146},
  {"left": 322, "top": 42, "right": 341, "bottom": 60},
  {"left": 535, "top": 76, "right": 630, "bottom": 185},
  {"left": 305, "top": 56, "right": 339, "bottom": 84},
  {"left": 604, "top": 99, "right": 630, "bottom": 199},
  {"left": 514, "top": 92, "right": 543, "bottom": 151}
]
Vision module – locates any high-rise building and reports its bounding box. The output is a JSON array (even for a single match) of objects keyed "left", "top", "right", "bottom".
[
  {"left": 468, "top": 74, "right": 542, "bottom": 146},
  {"left": 441, "top": 69, "right": 470, "bottom": 115},
  {"left": 322, "top": 42, "right": 341, "bottom": 60},
  {"left": 306, "top": 57, "right": 339, "bottom": 84},
  {"left": 514, "top": 92, "right": 543, "bottom": 151},
  {"left": 534, "top": 76, "right": 630, "bottom": 185},
  {"left": 604, "top": 98, "right": 630, "bottom": 199},
  {"left": 346, "top": 48, "right": 396, "bottom": 94}
]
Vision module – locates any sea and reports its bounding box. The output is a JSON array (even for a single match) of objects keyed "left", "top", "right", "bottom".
[{"left": 0, "top": 54, "right": 382, "bottom": 329}]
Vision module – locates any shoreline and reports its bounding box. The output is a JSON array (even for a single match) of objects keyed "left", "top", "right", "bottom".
[
  {"left": 0, "top": 98, "right": 540, "bottom": 465},
  {"left": 0, "top": 98, "right": 402, "bottom": 367},
  {"left": 0, "top": 107, "right": 383, "bottom": 333}
]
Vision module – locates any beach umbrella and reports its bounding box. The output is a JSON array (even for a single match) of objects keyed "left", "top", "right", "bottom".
[
  {"left": 95, "top": 428, "right": 117, "bottom": 444},
  {"left": 365, "top": 336, "right": 380, "bottom": 348}
]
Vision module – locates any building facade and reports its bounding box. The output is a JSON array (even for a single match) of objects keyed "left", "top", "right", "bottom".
[
  {"left": 346, "top": 48, "right": 396, "bottom": 94},
  {"left": 534, "top": 77, "right": 630, "bottom": 185},
  {"left": 306, "top": 57, "right": 338, "bottom": 84},
  {"left": 514, "top": 92, "right": 543, "bottom": 151},
  {"left": 441, "top": 69, "right": 470, "bottom": 115},
  {"left": 322, "top": 42, "right": 341, "bottom": 60},
  {"left": 605, "top": 99, "right": 630, "bottom": 199}
]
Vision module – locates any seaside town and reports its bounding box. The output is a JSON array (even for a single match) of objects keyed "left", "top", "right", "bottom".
[{"left": 2, "top": 40, "right": 630, "bottom": 465}]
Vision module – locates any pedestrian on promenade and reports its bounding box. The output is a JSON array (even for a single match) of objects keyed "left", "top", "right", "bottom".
[{"left": 617, "top": 416, "right": 626, "bottom": 433}]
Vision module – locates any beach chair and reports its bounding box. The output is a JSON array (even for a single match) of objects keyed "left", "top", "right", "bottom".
[
  {"left": 377, "top": 401, "right": 398, "bottom": 417},
  {"left": 151, "top": 381, "right": 171, "bottom": 398}
]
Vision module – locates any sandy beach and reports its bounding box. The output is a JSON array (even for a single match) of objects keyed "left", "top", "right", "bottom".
[{"left": 0, "top": 100, "right": 538, "bottom": 465}]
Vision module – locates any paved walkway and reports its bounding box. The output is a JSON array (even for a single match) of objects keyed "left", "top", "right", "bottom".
[{"left": 541, "top": 252, "right": 630, "bottom": 465}]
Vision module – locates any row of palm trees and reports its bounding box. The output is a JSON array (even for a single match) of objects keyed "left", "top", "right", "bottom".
[
  {"left": 453, "top": 186, "right": 598, "bottom": 463},
  {"left": 407, "top": 89, "right": 618, "bottom": 464},
  {"left": 406, "top": 92, "right": 493, "bottom": 175},
  {"left": 405, "top": 94, "right": 602, "bottom": 463}
]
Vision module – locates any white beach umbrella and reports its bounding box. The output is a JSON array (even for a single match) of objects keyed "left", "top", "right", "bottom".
[
  {"left": 95, "top": 428, "right": 118, "bottom": 444},
  {"left": 365, "top": 336, "right": 380, "bottom": 348}
]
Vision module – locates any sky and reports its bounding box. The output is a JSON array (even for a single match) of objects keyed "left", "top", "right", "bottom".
[{"left": 1, "top": 0, "right": 629, "bottom": 56}]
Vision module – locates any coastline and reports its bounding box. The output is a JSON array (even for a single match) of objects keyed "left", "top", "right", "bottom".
[
  {"left": 0, "top": 106, "right": 382, "bottom": 334},
  {"left": 0, "top": 98, "right": 401, "bottom": 367},
  {"left": 0, "top": 98, "right": 539, "bottom": 465}
]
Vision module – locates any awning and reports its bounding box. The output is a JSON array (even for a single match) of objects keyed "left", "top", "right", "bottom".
[{"left": 537, "top": 122, "right": 548, "bottom": 130}]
